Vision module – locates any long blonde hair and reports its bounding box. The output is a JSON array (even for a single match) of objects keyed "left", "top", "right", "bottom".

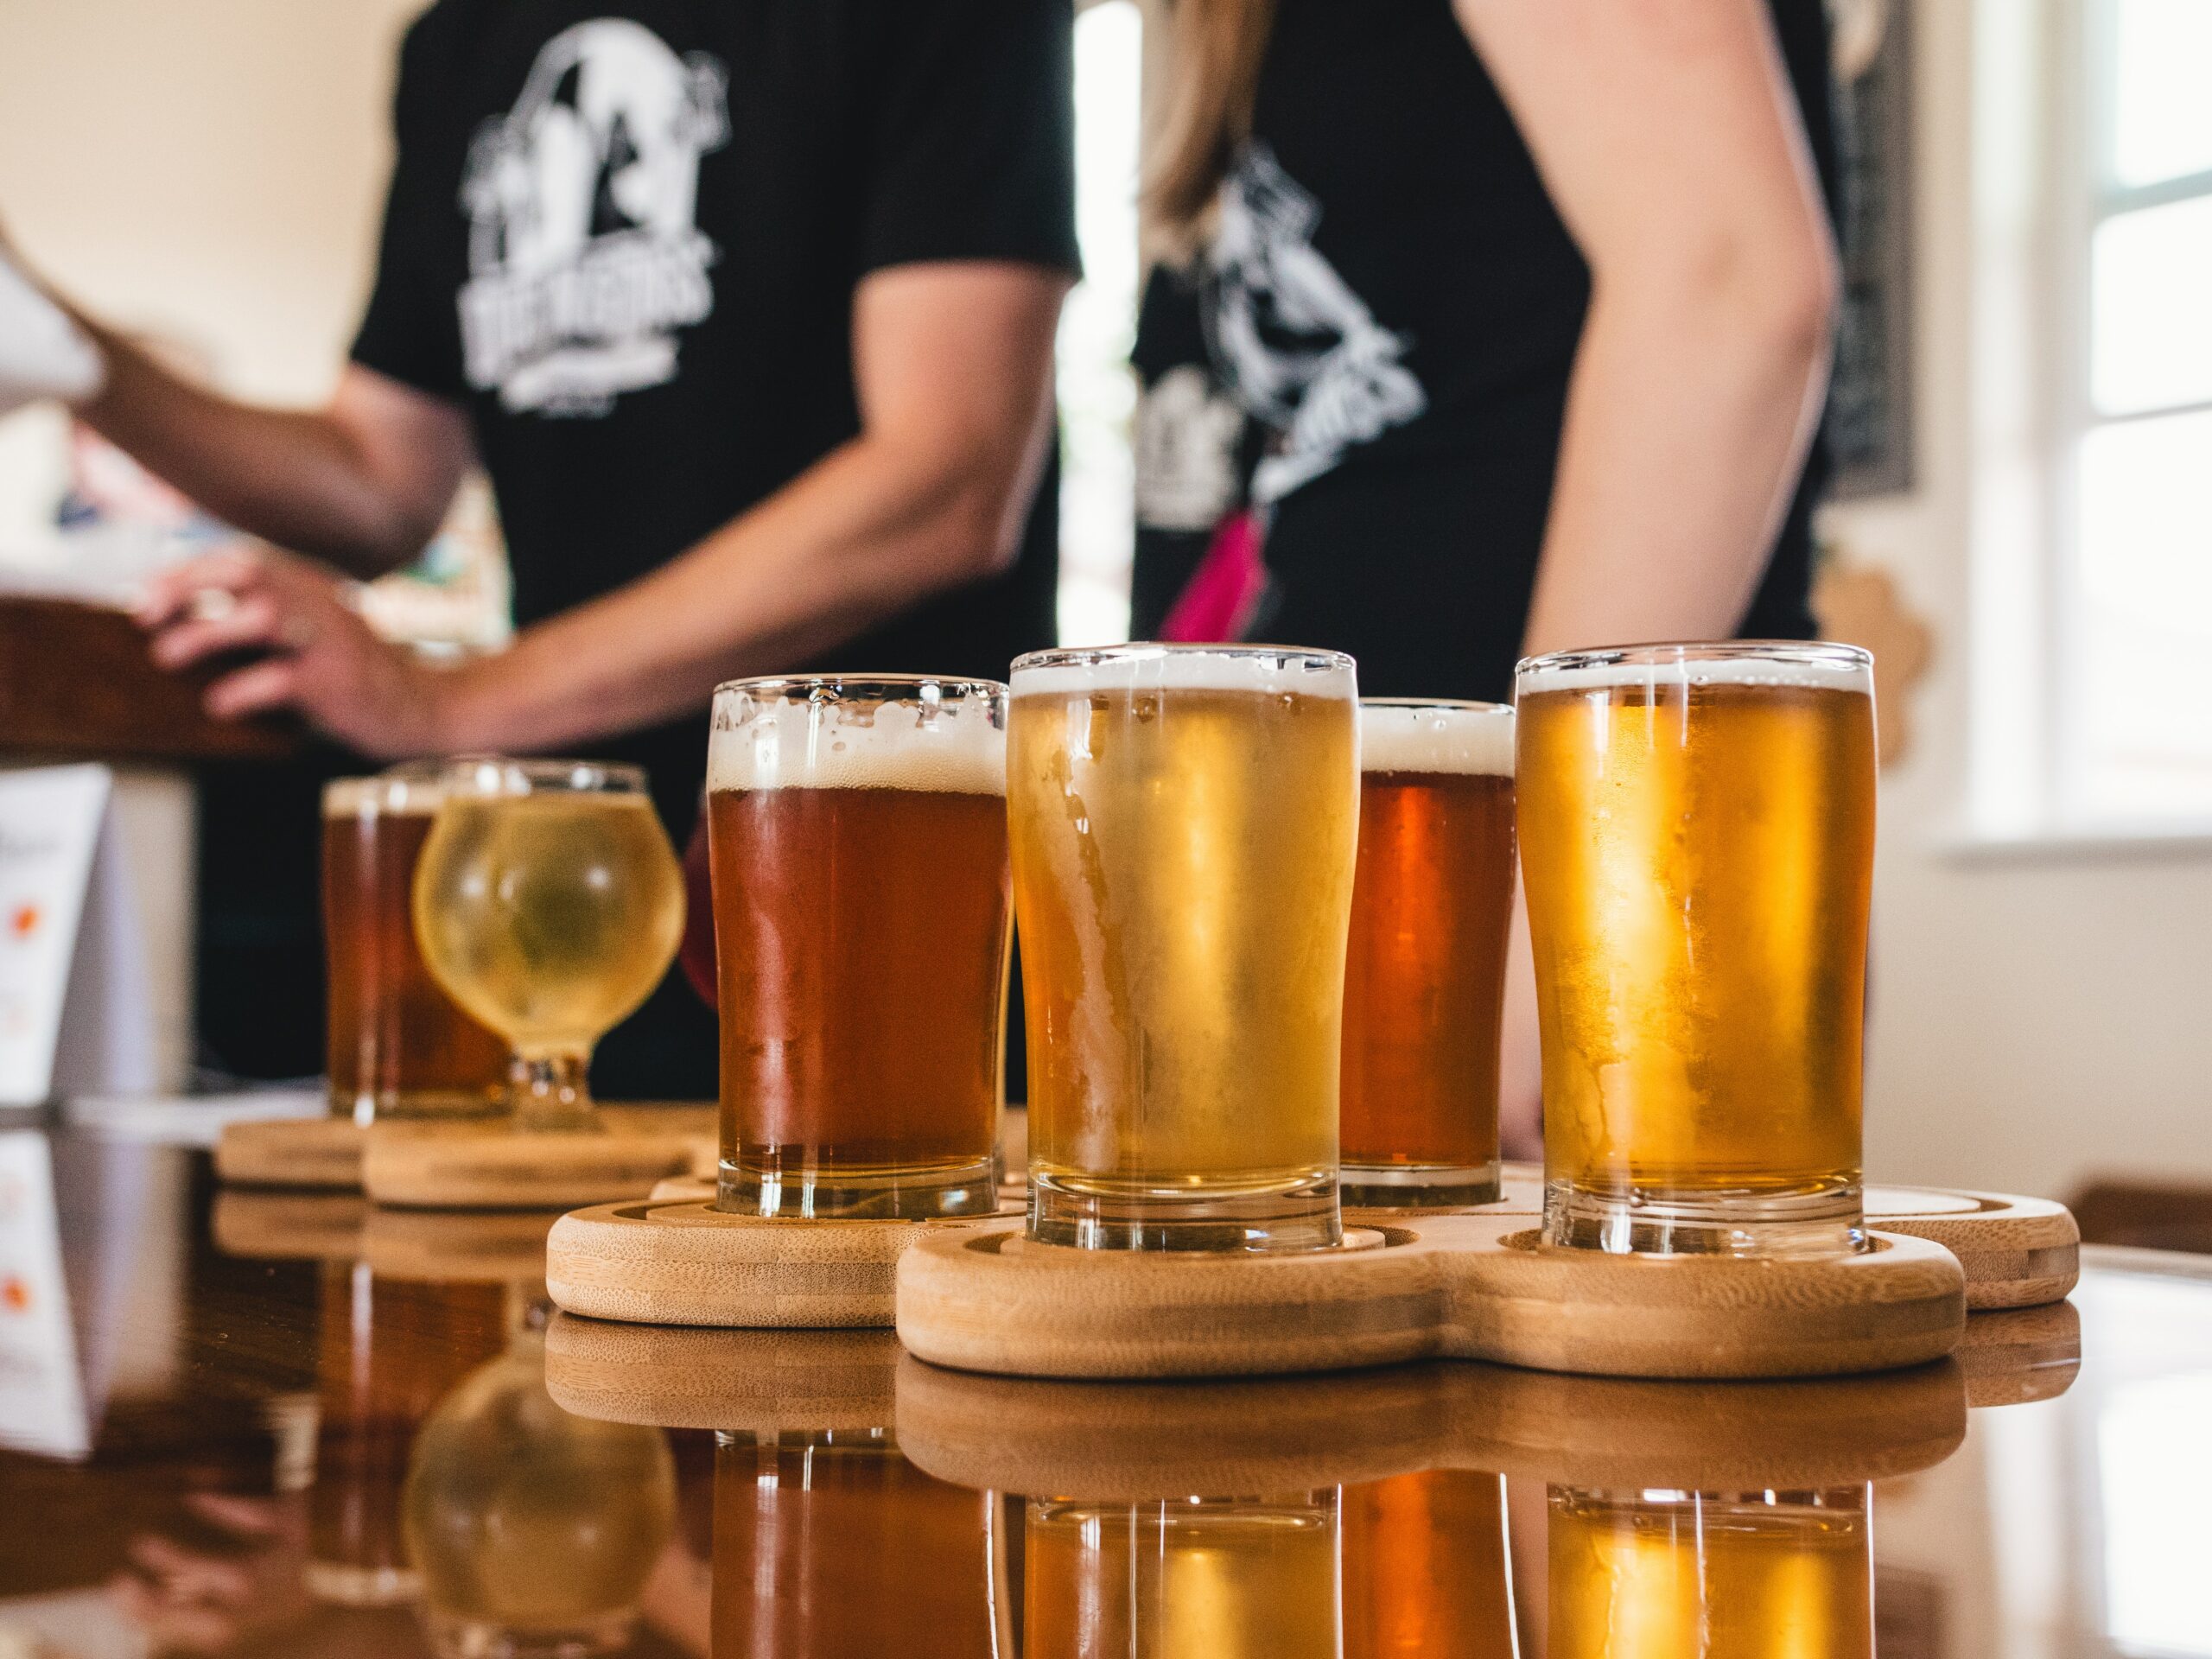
[{"left": 1146, "top": 0, "right": 1280, "bottom": 241}]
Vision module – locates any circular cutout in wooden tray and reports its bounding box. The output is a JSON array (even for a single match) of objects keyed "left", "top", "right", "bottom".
[
  {"left": 546, "top": 1198, "right": 1011, "bottom": 1328},
  {"left": 895, "top": 1213, "right": 1969, "bottom": 1382},
  {"left": 361, "top": 1107, "right": 717, "bottom": 1211}
]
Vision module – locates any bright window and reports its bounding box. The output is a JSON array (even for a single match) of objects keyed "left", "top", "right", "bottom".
[
  {"left": 1054, "top": 0, "right": 1141, "bottom": 647},
  {"left": 2061, "top": 0, "right": 2212, "bottom": 826}
]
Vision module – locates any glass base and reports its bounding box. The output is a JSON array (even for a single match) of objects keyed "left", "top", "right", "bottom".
[
  {"left": 1027, "top": 1166, "right": 1342, "bottom": 1252},
  {"left": 717, "top": 1154, "right": 997, "bottom": 1220},
  {"left": 422, "top": 1610, "right": 636, "bottom": 1659},
  {"left": 1340, "top": 1158, "right": 1500, "bottom": 1210},
  {"left": 1541, "top": 1177, "right": 1866, "bottom": 1258}
]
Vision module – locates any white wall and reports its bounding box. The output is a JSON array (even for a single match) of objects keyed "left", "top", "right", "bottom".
[
  {"left": 1831, "top": 0, "right": 2212, "bottom": 1202},
  {"left": 0, "top": 0, "right": 421, "bottom": 404}
]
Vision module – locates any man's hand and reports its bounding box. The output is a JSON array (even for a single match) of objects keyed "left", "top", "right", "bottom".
[{"left": 136, "top": 543, "right": 457, "bottom": 759}]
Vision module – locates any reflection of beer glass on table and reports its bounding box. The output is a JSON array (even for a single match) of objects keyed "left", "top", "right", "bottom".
[
  {"left": 411, "top": 760, "right": 686, "bottom": 1131},
  {"left": 1340, "top": 702, "right": 1516, "bottom": 1208},
  {"left": 323, "top": 766, "right": 510, "bottom": 1123},
  {"left": 1549, "top": 1485, "right": 1872, "bottom": 1659},
  {"left": 1516, "top": 643, "right": 1877, "bottom": 1256},
  {"left": 708, "top": 677, "right": 1010, "bottom": 1219},
  {"left": 1009, "top": 645, "right": 1361, "bottom": 1253},
  {"left": 1027, "top": 1493, "right": 1340, "bottom": 1659}
]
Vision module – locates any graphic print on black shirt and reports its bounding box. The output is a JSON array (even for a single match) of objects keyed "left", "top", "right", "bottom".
[
  {"left": 457, "top": 21, "right": 732, "bottom": 415},
  {"left": 350, "top": 0, "right": 1077, "bottom": 1095}
]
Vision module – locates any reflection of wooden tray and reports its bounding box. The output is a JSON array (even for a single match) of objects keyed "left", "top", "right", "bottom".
[
  {"left": 545, "top": 1200, "right": 1010, "bottom": 1327},
  {"left": 894, "top": 1355, "right": 1974, "bottom": 1500},
  {"left": 542, "top": 1317, "right": 902, "bottom": 1432},
  {"left": 210, "top": 1189, "right": 556, "bottom": 1286},
  {"left": 1955, "top": 1300, "right": 2081, "bottom": 1408},
  {"left": 361, "top": 1107, "right": 717, "bottom": 1210},
  {"left": 897, "top": 1214, "right": 1972, "bottom": 1381}
]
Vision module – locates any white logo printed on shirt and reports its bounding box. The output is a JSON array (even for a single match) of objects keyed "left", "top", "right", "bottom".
[
  {"left": 1205, "top": 143, "right": 1427, "bottom": 504},
  {"left": 1135, "top": 365, "right": 1246, "bottom": 531},
  {"left": 458, "top": 20, "right": 729, "bottom": 416}
]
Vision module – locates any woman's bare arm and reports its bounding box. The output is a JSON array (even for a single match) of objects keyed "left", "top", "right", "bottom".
[{"left": 1452, "top": 0, "right": 1838, "bottom": 658}]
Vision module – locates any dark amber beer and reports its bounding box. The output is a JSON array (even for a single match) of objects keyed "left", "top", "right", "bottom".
[
  {"left": 709, "top": 677, "right": 1010, "bottom": 1218},
  {"left": 1342, "top": 1470, "right": 1514, "bottom": 1659},
  {"left": 322, "top": 768, "right": 508, "bottom": 1123},
  {"left": 714, "top": 1432, "right": 992, "bottom": 1656},
  {"left": 1341, "top": 702, "right": 1516, "bottom": 1207},
  {"left": 1549, "top": 1485, "right": 1872, "bottom": 1659},
  {"left": 1516, "top": 644, "right": 1877, "bottom": 1256}
]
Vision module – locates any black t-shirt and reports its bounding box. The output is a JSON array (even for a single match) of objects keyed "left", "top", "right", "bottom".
[
  {"left": 353, "top": 0, "right": 1077, "bottom": 1095},
  {"left": 1132, "top": 0, "right": 1838, "bottom": 703}
]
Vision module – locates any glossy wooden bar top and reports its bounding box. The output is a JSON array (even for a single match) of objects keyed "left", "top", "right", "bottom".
[{"left": 1, "top": 1127, "right": 2205, "bottom": 1658}]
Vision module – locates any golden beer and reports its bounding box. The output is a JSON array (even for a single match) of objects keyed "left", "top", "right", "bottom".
[
  {"left": 1549, "top": 1486, "right": 1872, "bottom": 1659},
  {"left": 322, "top": 769, "right": 509, "bottom": 1123},
  {"left": 1516, "top": 644, "right": 1876, "bottom": 1256},
  {"left": 412, "top": 760, "right": 685, "bottom": 1128},
  {"left": 1009, "top": 645, "right": 1360, "bottom": 1252},
  {"left": 1341, "top": 702, "right": 1516, "bottom": 1207},
  {"left": 1027, "top": 1494, "right": 1340, "bottom": 1659},
  {"left": 709, "top": 677, "right": 1010, "bottom": 1218},
  {"left": 403, "top": 1328, "right": 676, "bottom": 1658}
]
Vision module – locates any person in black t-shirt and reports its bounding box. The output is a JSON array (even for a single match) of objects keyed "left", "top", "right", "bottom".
[
  {"left": 16, "top": 1, "right": 1077, "bottom": 1096},
  {"left": 1136, "top": 0, "right": 1841, "bottom": 1148}
]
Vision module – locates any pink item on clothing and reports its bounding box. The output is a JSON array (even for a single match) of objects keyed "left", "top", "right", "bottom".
[{"left": 1161, "top": 510, "right": 1268, "bottom": 643}]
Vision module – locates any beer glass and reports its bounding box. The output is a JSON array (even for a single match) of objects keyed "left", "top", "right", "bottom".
[
  {"left": 1027, "top": 1493, "right": 1340, "bottom": 1658},
  {"left": 1009, "top": 644, "right": 1360, "bottom": 1252},
  {"left": 1549, "top": 1485, "right": 1872, "bottom": 1659},
  {"left": 1341, "top": 700, "right": 1517, "bottom": 1207},
  {"left": 709, "top": 677, "right": 1010, "bottom": 1219},
  {"left": 412, "top": 760, "right": 685, "bottom": 1130},
  {"left": 322, "top": 766, "right": 509, "bottom": 1123},
  {"left": 1516, "top": 642, "right": 1877, "bottom": 1256}
]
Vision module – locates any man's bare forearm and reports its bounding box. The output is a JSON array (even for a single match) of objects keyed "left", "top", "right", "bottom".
[
  {"left": 438, "top": 411, "right": 1051, "bottom": 752},
  {"left": 74, "top": 329, "right": 465, "bottom": 580}
]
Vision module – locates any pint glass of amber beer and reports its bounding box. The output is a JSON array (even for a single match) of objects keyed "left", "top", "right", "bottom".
[
  {"left": 323, "top": 766, "right": 509, "bottom": 1123},
  {"left": 1516, "top": 643, "right": 1877, "bottom": 1256},
  {"left": 709, "top": 677, "right": 1010, "bottom": 1218},
  {"left": 1340, "top": 700, "right": 1516, "bottom": 1206},
  {"left": 1009, "top": 645, "right": 1361, "bottom": 1252}
]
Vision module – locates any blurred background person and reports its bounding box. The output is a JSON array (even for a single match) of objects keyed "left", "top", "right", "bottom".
[
  {"left": 3, "top": 0, "right": 1077, "bottom": 1099},
  {"left": 1130, "top": 0, "right": 1841, "bottom": 1149}
]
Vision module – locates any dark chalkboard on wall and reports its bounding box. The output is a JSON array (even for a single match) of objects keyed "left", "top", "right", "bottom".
[{"left": 1829, "top": 0, "right": 1915, "bottom": 499}]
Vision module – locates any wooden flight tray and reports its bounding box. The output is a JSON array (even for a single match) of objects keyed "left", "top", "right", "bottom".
[
  {"left": 214, "top": 1103, "right": 718, "bottom": 1208},
  {"left": 546, "top": 1165, "right": 2077, "bottom": 1382}
]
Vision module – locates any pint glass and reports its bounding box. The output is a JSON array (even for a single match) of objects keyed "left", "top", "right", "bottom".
[
  {"left": 709, "top": 677, "right": 1010, "bottom": 1219},
  {"left": 323, "top": 766, "right": 508, "bottom": 1123},
  {"left": 1516, "top": 642, "right": 1877, "bottom": 1256},
  {"left": 1340, "top": 701, "right": 1516, "bottom": 1206},
  {"left": 1009, "top": 645, "right": 1360, "bottom": 1252}
]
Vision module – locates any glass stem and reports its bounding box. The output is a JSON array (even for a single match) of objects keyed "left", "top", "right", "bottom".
[{"left": 510, "top": 1049, "right": 597, "bottom": 1134}]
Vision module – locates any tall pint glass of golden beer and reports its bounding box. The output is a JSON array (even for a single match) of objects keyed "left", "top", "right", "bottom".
[
  {"left": 709, "top": 677, "right": 1010, "bottom": 1219},
  {"left": 1009, "top": 645, "right": 1360, "bottom": 1252},
  {"left": 323, "top": 766, "right": 509, "bottom": 1123},
  {"left": 1341, "top": 701, "right": 1516, "bottom": 1207},
  {"left": 1516, "top": 643, "right": 1877, "bottom": 1256}
]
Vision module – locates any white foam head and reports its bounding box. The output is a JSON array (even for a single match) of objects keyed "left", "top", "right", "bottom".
[
  {"left": 1359, "top": 702, "right": 1514, "bottom": 776},
  {"left": 1516, "top": 644, "right": 1872, "bottom": 696},
  {"left": 323, "top": 767, "right": 447, "bottom": 817},
  {"left": 1010, "top": 645, "right": 1357, "bottom": 701},
  {"left": 709, "top": 683, "right": 1006, "bottom": 794}
]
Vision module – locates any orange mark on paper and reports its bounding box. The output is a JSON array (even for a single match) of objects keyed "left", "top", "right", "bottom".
[
  {"left": 0, "top": 1277, "right": 29, "bottom": 1313},
  {"left": 8, "top": 905, "right": 36, "bottom": 940}
]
